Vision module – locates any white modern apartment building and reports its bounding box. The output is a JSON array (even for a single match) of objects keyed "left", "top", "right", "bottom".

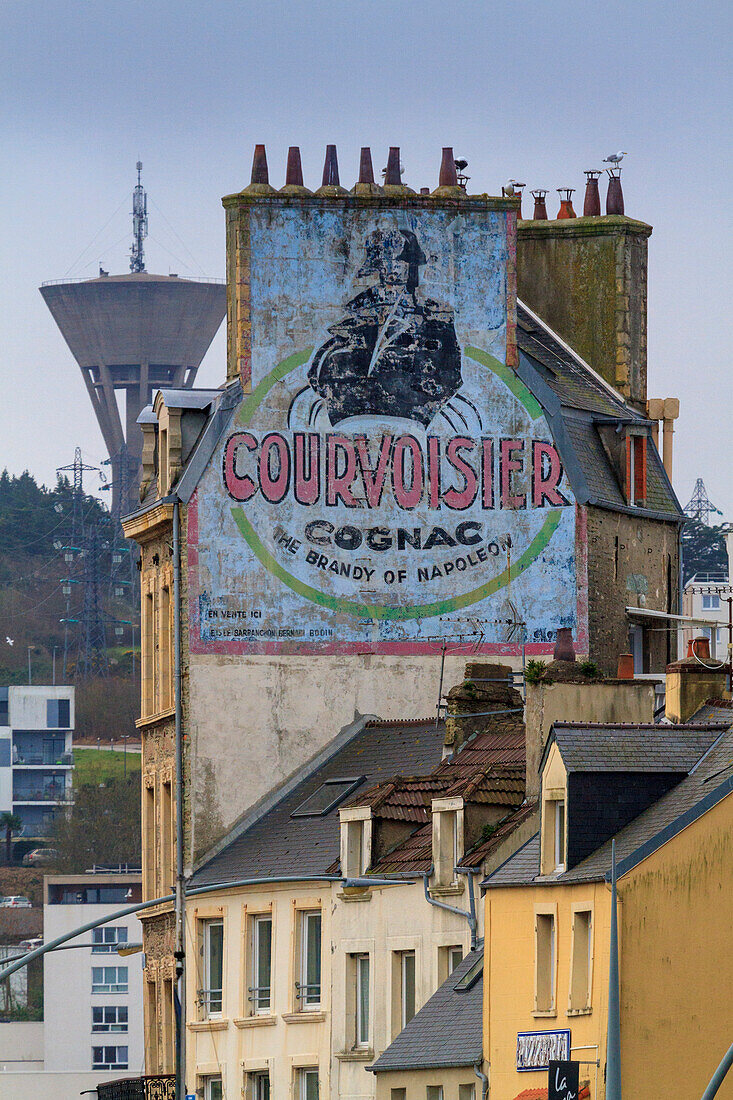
[
  {"left": 43, "top": 873, "right": 144, "bottom": 1075},
  {"left": 680, "top": 528, "right": 733, "bottom": 660},
  {"left": 0, "top": 685, "right": 74, "bottom": 845}
]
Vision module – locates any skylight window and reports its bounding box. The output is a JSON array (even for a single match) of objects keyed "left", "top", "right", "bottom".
[
  {"left": 291, "top": 777, "right": 364, "bottom": 818},
  {"left": 454, "top": 953, "right": 483, "bottom": 992}
]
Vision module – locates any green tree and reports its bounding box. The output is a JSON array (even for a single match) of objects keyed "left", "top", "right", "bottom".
[
  {"left": 681, "top": 518, "right": 729, "bottom": 584},
  {"left": 0, "top": 812, "right": 22, "bottom": 864},
  {"left": 51, "top": 777, "right": 141, "bottom": 873}
]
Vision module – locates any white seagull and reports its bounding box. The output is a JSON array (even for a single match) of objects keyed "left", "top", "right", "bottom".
[
  {"left": 603, "top": 151, "right": 627, "bottom": 167},
  {"left": 6, "top": 637, "right": 14, "bottom": 646}
]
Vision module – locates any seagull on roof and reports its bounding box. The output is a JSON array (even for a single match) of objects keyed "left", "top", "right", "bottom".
[{"left": 603, "top": 151, "right": 627, "bottom": 167}]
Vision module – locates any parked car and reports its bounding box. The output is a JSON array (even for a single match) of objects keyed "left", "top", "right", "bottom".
[
  {"left": 22, "top": 847, "right": 59, "bottom": 867},
  {"left": 0, "top": 896, "right": 32, "bottom": 908}
]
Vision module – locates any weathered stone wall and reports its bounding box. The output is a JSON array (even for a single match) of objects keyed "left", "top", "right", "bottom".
[
  {"left": 517, "top": 216, "right": 651, "bottom": 410},
  {"left": 586, "top": 505, "right": 680, "bottom": 675}
]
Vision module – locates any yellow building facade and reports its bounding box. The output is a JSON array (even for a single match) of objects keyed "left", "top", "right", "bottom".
[{"left": 483, "top": 720, "right": 733, "bottom": 1100}]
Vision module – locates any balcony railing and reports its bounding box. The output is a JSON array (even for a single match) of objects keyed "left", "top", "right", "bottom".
[
  {"left": 97, "top": 1075, "right": 175, "bottom": 1100},
  {"left": 13, "top": 789, "right": 72, "bottom": 803},
  {"left": 13, "top": 752, "right": 74, "bottom": 766}
]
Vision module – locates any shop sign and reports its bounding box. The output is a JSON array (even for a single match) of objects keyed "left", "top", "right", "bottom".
[
  {"left": 549, "top": 1058, "right": 580, "bottom": 1099},
  {"left": 516, "top": 1028, "right": 571, "bottom": 1071}
]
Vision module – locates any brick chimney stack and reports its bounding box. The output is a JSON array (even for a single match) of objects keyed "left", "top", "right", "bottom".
[
  {"left": 443, "top": 662, "right": 523, "bottom": 757},
  {"left": 665, "top": 639, "right": 729, "bottom": 723},
  {"left": 517, "top": 184, "right": 652, "bottom": 411}
]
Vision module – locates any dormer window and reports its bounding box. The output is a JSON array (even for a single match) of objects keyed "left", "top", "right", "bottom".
[
  {"left": 339, "top": 806, "right": 371, "bottom": 879},
  {"left": 542, "top": 796, "right": 566, "bottom": 875},
  {"left": 553, "top": 799, "right": 566, "bottom": 871},
  {"left": 625, "top": 431, "right": 647, "bottom": 506},
  {"left": 431, "top": 797, "right": 464, "bottom": 887}
]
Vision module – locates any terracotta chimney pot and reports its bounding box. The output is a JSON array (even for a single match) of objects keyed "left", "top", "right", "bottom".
[{"left": 617, "top": 653, "right": 635, "bottom": 680}]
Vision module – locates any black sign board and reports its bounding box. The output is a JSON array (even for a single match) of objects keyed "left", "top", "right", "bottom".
[{"left": 548, "top": 1059, "right": 580, "bottom": 1100}]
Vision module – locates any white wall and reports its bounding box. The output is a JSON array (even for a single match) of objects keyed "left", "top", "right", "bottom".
[
  {"left": 0, "top": 1071, "right": 129, "bottom": 1098},
  {"left": 43, "top": 902, "right": 144, "bottom": 1074},
  {"left": 8, "top": 686, "right": 74, "bottom": 731},
  {"left": 0, "top": 1021, "right": 44, "bottom": 1069}
]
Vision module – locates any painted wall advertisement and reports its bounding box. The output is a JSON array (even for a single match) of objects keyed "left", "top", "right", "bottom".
[{"left": 190, "top": 205, "right": 579, "bottom": 655}]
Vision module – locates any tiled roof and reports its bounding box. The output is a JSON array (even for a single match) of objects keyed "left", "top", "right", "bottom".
[
  {"left": 486, "top": 723, "right": 733, "bottom": 888},
  {"left": 512, "top": 1088, "right": 590, "bottom": 1100},
  {"left": 550, "top": 722, "right": 725, "bottom": 773},
  {"left": 370, "top": 949, "right": 484, "bottom": 1072},
  {"left": 459, "top": 801, "right": 538, "bottom": 867},
  {"left": 189, "top": 720, "right": 446, "bottom": 886}
]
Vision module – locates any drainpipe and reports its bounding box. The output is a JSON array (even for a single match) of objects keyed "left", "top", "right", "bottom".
[
  {"left": 173, "top": 499, "right": 185, "bottom": 1100},
  {"left": 606, "top": 839, "right": 622, "bottom": 1100},
  {"left": 701, "top": 1043, "right": 733, "bottom": 1099},
  {"left": 474, "top": 1060, "right": 489, "bottom": 1098},
  {"left": 423, "top": 865, "right": 478, "bottom": 950}
]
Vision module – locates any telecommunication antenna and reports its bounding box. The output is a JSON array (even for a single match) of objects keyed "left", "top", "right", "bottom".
[
  {"left": 130, "top": 161, "right": 148, "bottom": 273},
  {"left": 683, "top": 478, "right": 723, "bottom": 526}
]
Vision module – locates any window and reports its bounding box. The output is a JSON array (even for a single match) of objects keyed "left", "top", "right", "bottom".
[
  {"left": 92, "top": 966, "right": 128, "bottom": 994},
  {"left": 391, "top": 1091, "right": 407, "bottom": 1100},
  {"left": 203, "top": 1078, "right": 223, "bottom": 1100},
  {"left": 535, "top": 912, "right": 556, "bottom": 1013},
  {"left": 438, "top": 944, "right": 464, "bottom": 985},
  {"left": 626, "top": 433, "right": 647, "bottom": 506},
  {"left": 342, "top": 817, "right": 369, "bottom": 878},
  {"left": 426, "top": 1088, "right": 444, "bottom": 1100},
  {"left": 433, "top": 802, "right": 462, "bottom": 885},
  {"left": 249, "top": 914, "right": 272, "bottom": 1014},
  {"left": 145, "top": 979, "right": 158, "bottom": 1074},
  {"left": 703, "top": 594, "right": 720, "bottom": 610},
  {"left": 92, "top": 1005, "right": 128, "bottom": 1032},
  {"left": 297, "top": 910, "right": 321, "bottom": 1009},
  {"left": 459, "top": 1086, "right": 476, "bottom": 1100},
  {"left": 292, "top": 777, "right": 364, "bottom": 818},
  {"left": 248, "top": 1072, "right": 270, "bottom": 1100},
  {"left": 297, "top": 1068, "right": 319, "bottom": 1100},
  {"left": 161, "top": 778, "right": 173, "bottom": 891},
  {"left": 454, "top": 953, "right": 483, "bottom": 991},
  {"left": 553, "top": 800, "right": 566, "bottom": 871},
  {"left": 400, "top": 950, "right": 416, "bottom": 1028},
  {"left": 92, "top": 1045, "right": 128, "bottom": 1070},
  {"left": 161, "top": 977, "right": 174, "bottom": 1073},
  {"left": 144, "top": 782, "right": 156, "bottom": 897},
  {"left": 355, "top": 953, "right": 370, "bottom": 1047},
  {"left": 0, "top": 688, "right": 8, "bottom": 726},
  {"left": 570, "top": 909, "right": 593, "bottom": 1012},
  {"left": 46, "top": 698, "right": 70, "bottom": 728},
  {"left": 201, "top": 919, "right": 224, "bottom": 1016},
  {"left": 92, "top": 926, "right": 128, "bottom": 953}
]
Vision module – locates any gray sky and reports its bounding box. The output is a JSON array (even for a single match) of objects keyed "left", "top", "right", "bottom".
[{"left": 1, "top": 0, "right": 731, "bottom": 517}]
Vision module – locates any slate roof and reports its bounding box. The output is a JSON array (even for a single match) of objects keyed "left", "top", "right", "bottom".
[
  {"left": 189, "top": 719, "right": 446, "bottom": 887},
  {"left": 517, "top": 301, "right": 682, "bottom": 521},
  {"left": 370, "top": 948, "right": 484, "bottom": 1073},
  {"left": 485, "top": 721, "right": 733, "bottom": 888},
  {"left": 548, "top": 722, "right": 725, "bottom": 773}
]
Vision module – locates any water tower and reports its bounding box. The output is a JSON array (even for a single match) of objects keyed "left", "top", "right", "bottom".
[{"left": 40, "top": 164, "right": 227, "bottom": 516}]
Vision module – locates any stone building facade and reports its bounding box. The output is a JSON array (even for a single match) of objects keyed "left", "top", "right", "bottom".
[{"left": 122, "top": 147, "right": 684, "bottom": 1077}]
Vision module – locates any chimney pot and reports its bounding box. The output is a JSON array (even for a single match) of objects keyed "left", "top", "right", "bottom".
[
  {"left": 617, "top": 653, "right": 635, "bottom": 680},
  {"left": 531, "top": 189, "right": 548, "bottom": 220},
  {"left": 583, "top": 170, "right": 602, "bottom": 216},
  {"left": 358, "top": 147, "right": 375, "bottom": 185},
  {"left": 687, "top": 636, "right": 711, "bottom": 661},
  {"left": 439, "top": 147, "right": 458, "bottom": 188},
  {"left": 606, "top": 170, "right": 625, "bottom": 215},
  {"left": 420, "top": 186, "right": 430, "bottom": 195},
  {"left": 322, "top": 144, "right": 340, "bottom": 187},
  {"left": 250, "top": 144, "right": 269, "bottom": 185},
  {"left": 553, "top": 627, "right": 576, "bottom": 662},
  {"left": 557, "top": 188, "right": 577, "bottom": 219},
  {"left": 285, "top": 146, "right": 304, "bottom": 187},
  {"left": 385, "top": 146, "right": 402, "bottom": 186}
]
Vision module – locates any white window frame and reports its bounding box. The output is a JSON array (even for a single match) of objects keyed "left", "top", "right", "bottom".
[
  {"left": 92, "top": 1005, "right": 128, "bottom": 1032},
  {"left": 553, "top": 799, "right": 566, "bottom": 872},
  {"left": 355, "top": 953, "right": 370, "bottom": 1048},
  {"left": 92, "top": 1044, "right": 128, "bottom": 1070},
  {"left": 203, "top": 1076, "right": 223, "bottom": 1100},
  {"left": 297, "top": 910, "right": 322, "bottom": 1010},
  {"left": 202, "top": 918, "right": 224, "bottom": 1017},
  {"left": 92, "top": 925, "right": 128, "bottom": 953},
  {"left": 297, "top": 1067, "right": 319, "bottom": 1100},
  {"left": 249, "top": 1071, "right": 270, "bottom": 1100},
  {"left": 249, "top": 913, "right": 272, "bottom": 1015},
  {"left": 91, "top": 966, "right": 128, "bottom": 994},
  {"left": 449, "top": 945, "right": 464, "bottom": 974},
  {"left": 401, "top": 950, "right": 416, "bottom": 1029},
  {"left": 702, "top": 594, "right": 720, "bottom": 610}
]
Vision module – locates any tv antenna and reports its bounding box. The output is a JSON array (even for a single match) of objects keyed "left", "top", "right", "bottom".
[{"left": 130, "top": 161, "right": 148, "bottom": 273}]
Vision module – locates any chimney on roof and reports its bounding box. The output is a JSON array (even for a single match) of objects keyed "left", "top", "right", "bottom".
[
  {"left": 285, "top": 146, "right": 304, "bottom": 186},
  {"left": 439, "top": 147, "right": 458, "bottom": 188},
  {"left": 385, "top": 146, "right": 402, "bottom": 186},
  {"left": 664, "top": 639, "right": 728, "bottom": 723},
  {"left": 443, "top": 662, "right": 522, "bottom": 758},
  {"left": 531, "top": 189, "right": 549, "bottom": 220},
  {"left": 557, "top": 188, "right": 576, "bottom": 219},
  {"left": 517, "top": 175, "right": 652, "bottom": 411},
  {"left": 606, "top": 169, "right": 625, "bottom": 215},
  {"left": 358, "top": 147, "right": 375, "bottom": 185},
  {"left": 583, "top": 170, "right": 602, "bottom": 216},
  {"left": 251, "top": 144, "right": 269, "bottom": 185},
  {"left": 322, "top": 144, "right": 340, "bottom": 187}
]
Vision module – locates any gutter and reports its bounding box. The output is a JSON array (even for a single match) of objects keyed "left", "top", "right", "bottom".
[
  {"left": 475, "top": 1060, "right": 489, "bottom": 1099},
  {"left": 173, "top": 499, "right": 185, "bottom": 1100},
  {"left": 423, "top": 865, "right": 478, "bottom": 950}
]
